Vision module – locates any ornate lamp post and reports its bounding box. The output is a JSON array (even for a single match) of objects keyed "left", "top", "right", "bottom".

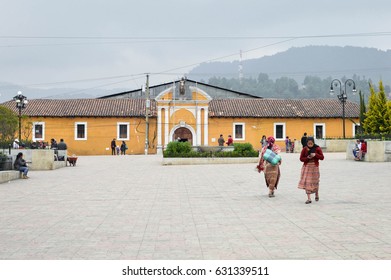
[
  {"left": 330, "top": 79, "right": 356, "bottom": 138},
  {"left": 12, "top": 91, "right": 28, "bottom": 143}
]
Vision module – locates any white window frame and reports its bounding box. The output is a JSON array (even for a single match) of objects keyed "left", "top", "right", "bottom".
[
  {"left": 32, "top": 122, "right": 45, "bottom": 141},
  {"left": 274, "top": 122, "right": 286, "bottom": 140},
  {"left": 117, "top": 122, "right": 130, "bottom": 140},
  {"left": 313, "top": 123, "right": 326, "bottom": 140},
  {"left": 75, "top": 122, "right": 87, "bottom": 140},
  {"left": 353, "top": 123, "right": 360, "bottom": 138},
  {"left": 233, "top": 122, "right": 245, "bottom": 140}
]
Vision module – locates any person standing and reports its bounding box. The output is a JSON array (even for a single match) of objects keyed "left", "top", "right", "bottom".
[
  {"left": 111, "top": 138, "right": 116, "bottom": 155},
  {"left": 298, "top": 136, "right": 324, "bottom": 204},
  {"left": 301, "top": 132, "right": 308, "bottom": 148},
  {"left": 285, "top": 136, "right": 291, "bottom": 153},
  {"left": 120, "top": 141, "right": 127, "bottom": 155},
  {"left": 256, "top": 136, "right": 282, "bottom": 198},
  {"left": 218, "top": 134, "right": 225, "bottom": 146},
  {"left": 226, "top": 135, "right": 233, "bottom": 146},
  {"left": 261, "top": 135, "right": 267, "bottom": 148},
  {"left": 14, "top": 152, "right": 29, "bottom": 179}
]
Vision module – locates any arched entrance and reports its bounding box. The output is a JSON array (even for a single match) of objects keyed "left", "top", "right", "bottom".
[{"left": 173, "top": 127, "right": 193, "bottom": 144}]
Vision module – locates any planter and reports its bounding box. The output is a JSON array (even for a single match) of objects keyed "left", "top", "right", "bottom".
[
  {"left": 162, "top": 157, "right": 258, "bottom": 165},
  {"left": 0, "top": 157, "right": 13, "bottom": 171}
]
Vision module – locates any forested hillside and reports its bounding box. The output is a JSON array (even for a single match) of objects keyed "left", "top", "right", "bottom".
[{"left": 188, "top": 46, "right": 391, "bottom": 101}]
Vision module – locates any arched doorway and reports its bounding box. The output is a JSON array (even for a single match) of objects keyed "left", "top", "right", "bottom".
[{"left": 173, "top": 127, "right": 193, "bottom": 144}]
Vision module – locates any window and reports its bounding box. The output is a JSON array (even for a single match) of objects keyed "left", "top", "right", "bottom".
[
  {"left": 233, "top": 123, "right": 245, "bottom": 140},
  {"left": 33, "top": 122, "right": 45, "bottom": 141},
  {"left": 274, "top": 123, "right": 285, "bottom": 140},
  {"left": 314, "top": 123, "right": 325, "bottom": 139},
  {"left": 117, "top": 122, "right": 129, "bottom": 140},
  {"left": 353, "top": 124, "right": 361, "bottom": 137},
  {"left": 75, "top": 122, "right": 87, "bottom": 140}
]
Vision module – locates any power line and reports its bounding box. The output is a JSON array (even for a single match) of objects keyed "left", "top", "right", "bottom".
[
  {"left": 2, "top": 31, "right": 390, "bottom": 93},
  {"left": 1, "top": 31, "right": 391, "bottom": 40}
]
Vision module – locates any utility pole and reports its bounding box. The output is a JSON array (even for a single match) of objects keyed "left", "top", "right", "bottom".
[
  {"left": 239, "top": 49, "right": 243, "bottom": 84},
  {"left": 145, "top": 74, "right": 150, "bottom": 155}
]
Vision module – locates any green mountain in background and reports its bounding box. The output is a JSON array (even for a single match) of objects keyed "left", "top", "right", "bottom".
[
  {"left": 189, "top": 45, "right": 391, "bottom": 83},
  {"left": 188, "top": 46, "right": 391, "bottom": 101}
]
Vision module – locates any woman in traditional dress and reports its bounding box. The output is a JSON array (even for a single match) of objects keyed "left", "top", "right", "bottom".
[
  {"left": 257, "top": 136, "right": 282, "bottom": 197},
  {"left": 298, "top": 137, "right": 324, "bottom": 204}
]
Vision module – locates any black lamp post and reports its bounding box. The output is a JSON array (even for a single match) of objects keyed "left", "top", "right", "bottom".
[
  {"left": 12, "top": 91, "right": 28, "bottom": 143},
  {"left": 330, "top": 79, "right": 356, "bottom": 138}
]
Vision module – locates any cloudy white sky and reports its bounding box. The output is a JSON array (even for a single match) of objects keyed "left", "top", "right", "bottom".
[{"left": 1, "top": 0, "right": 391, "bottom": 97}]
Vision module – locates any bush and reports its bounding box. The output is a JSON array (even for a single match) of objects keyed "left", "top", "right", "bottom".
[
  {"left": 355, "top": 133, "right": 391, "bottom": 140},
  {"left": 233, "top": 143, "right": 259, "bottom": 157},
  {"left": 163, "top": 141, "right": 192, "bottom": 157},
  {"left": 163, "top": 142, "right": 258, "bottom": 158}
]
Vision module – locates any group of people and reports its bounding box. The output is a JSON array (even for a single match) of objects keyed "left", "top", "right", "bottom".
[
  {"left": 111, "top": 139, "right": 128, "bottom": 155},
  {"left": 284, "top": 136, "right": 295, "bottom": 153},
  {"left": 218, "top": 134, "right": 233, "bottom": 146},
  {"left": 353, "top": 139, "right": 367, "bottom": 161},
  {"left": 257, "top": 133, "right": 324, "bottom": 204},
  {"left": 12, "top": 138, "right": 69, "bottom": 179},
  {"left": 50, "top": 138, "right": 67, "bottom": 150}
]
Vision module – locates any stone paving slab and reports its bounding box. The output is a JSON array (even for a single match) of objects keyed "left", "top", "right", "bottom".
[{"left": 0, "top": 153, "right": 390, "bottom": 260}]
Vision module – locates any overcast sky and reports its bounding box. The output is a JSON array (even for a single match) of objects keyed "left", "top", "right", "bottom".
[{"left": 1, "top": 0, "right": 391, "bottom": 97}]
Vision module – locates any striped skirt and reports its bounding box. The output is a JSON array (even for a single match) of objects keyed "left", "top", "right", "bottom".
[
  {"left": 264, "top": 162, "right": 281, "bottom": 191},
  {"left": 298, "top": 161, "right": 320, "bottom": 194}
]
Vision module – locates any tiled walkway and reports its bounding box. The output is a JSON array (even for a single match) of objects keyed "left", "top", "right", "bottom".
[{"left": 1, "top": 153, "right": 390, "bottom": 260}]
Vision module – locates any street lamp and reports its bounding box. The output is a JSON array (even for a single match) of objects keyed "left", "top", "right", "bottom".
[
  {"left": 12, "top": 91, "right": 28, "bottom": 143},
  {"left": 330, "top": 79, "right": 356, "bottom": 138}
]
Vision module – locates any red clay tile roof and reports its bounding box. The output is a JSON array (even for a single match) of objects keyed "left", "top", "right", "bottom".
[
  {"left": 209, "top": 99, "right": 360, "bottom": 118},
  {"left": 1, "top": 99, "right": 157, "bottom": 117},
  {"left": 1, "top": 98, "right": 359, "bottom": 118}
]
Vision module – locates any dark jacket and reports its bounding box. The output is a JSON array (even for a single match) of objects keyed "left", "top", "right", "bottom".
[
  {"left": 301, "top": 136, "right": 307, "bottom": 147},
  {"left": 57, "top": 141, "right": 67, "bottom": 150},
  {"left": 299, "top": 146, "right": 324, "bottom": 167},
  {"left": 14, "top": 157, "right": 27, "bottom": 170}
]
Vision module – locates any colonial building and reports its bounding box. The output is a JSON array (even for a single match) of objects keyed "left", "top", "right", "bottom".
[{"left": 1, "top": 79, "right": 360, "bottom": 155}]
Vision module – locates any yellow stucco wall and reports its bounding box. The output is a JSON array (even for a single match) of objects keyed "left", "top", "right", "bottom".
[
  {"left": 208, "top": 117, "right": 360, "bottom": 150},
  {"left": 24, "top": 115, "right": 358, "bottom": 155},
  {"left": 24, "top": 117, "right": 157, "bottom": 155}
]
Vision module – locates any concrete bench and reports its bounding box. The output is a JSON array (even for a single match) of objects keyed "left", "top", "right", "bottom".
[{"left": 0, "top": 170, "right": 21, "bottom": 184}]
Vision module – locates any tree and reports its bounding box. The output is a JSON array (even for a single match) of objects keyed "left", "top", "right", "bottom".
[
  {"left": 359, "top": 90, "right": 366, "bottom": 133},
  {"left": 362, "top": 80, "right": 391, "bottom": 135},
  {"left": 21, "top": 115, "right": 33, "bottom": 142},
  {"left": 0, "top": 106, "right": 18, "bottom": 146}
]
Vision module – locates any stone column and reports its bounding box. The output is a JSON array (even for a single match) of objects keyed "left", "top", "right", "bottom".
[
  {"left": 203, "top": 107, "right": 209, "bottom": 145},
  {"left": 156, "top": 108, "right": 163, "bottom": 155},
  {"left": 165, "top": 107, "right": 169, "bottom": 146},
  {"left": 196, "top": 107, "right": 202, "bottom": 146}
]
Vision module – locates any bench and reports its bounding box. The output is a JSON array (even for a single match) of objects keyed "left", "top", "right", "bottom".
[{"left": 0, "top": 170, "right": 21, "bottom": 184}]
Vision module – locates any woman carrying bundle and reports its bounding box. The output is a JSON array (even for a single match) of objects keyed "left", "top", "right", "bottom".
[{"left": 256, "top": 136, "right": 282, "bottom": 198}]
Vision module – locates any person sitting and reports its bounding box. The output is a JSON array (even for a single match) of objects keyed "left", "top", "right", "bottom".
[
  {"left": 57, "top": 139, "right": 67, "bottom": 150},
  {"left": 355, "top": 140, "right": 367, "bottom": 161},
  {"left": 50, "top": 138, "right": 58, "bottom": 149},
  {"left": 13, "top": 139, "right": 20, "bottom": 149},
  {"left": 14, "top": 152, "right": 29, "bottom": 179},
  {"left": 352, "top": 139, "right": 361, "bottom": 160}
]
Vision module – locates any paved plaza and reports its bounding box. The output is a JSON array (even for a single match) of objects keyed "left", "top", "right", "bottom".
[{"left": 0, "top": 152, "right": 390, "bottom": 260}]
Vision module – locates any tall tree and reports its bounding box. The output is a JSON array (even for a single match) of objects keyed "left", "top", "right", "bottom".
[
  {"left": 363, "top": 81, "right": 391, "bottom": 134},
  {"left": 358, "top": 91, "right": 366, "bottom": 133}
]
